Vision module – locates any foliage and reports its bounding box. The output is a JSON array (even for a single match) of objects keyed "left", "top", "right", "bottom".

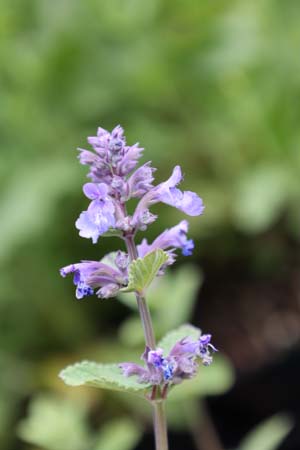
[
  {"left": 1, "top": 0, "right": 299, "bottom": 448},
  {"left": 17, "top": 395, "right": 141, "bottom": 450},
  {"left": 238, "top": 414, "right": 293, "bottom": 450},
  {"left": 60, "top": 361, "right": 151, "bottom": 394},
  {"left": 121, "top": 250, "right": 169, "bottom": 294}
]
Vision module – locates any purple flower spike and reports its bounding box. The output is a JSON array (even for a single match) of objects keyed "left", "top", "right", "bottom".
[
  {"left": 78, "top": 125, "right": 144, "bottom": 183},
  {"left": 62, "top": 125, "right": 207, "bottom": 307}
]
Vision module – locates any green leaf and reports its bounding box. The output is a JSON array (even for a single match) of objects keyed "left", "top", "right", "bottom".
[
  {"left": 93, "top": 418, "right": 141, "bottom": 450},
  {"left": 17, "top": 395, "right": 90, "bottom": 450},
  {"left": 158, "top": 324, "right": 201, "bottom": 354},
  {"left": 121, "top": 249, "right": 168, "bottom": 294},
  {"left": 59, "top": 361, "right": 151, "bottom": 394},
  {"left": 238, "top": 414, "right": 293, "bottom": 450}
]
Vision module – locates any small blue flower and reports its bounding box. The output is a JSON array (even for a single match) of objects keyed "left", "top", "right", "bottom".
[{"left": 182, "top": 239, "right": 194, "bottom": 256}]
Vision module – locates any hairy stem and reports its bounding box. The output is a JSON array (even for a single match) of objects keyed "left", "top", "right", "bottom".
[
  {"left": 124, "top": 234, "right": 156, "bottom": 349},
  {"left": 124, "top": 234, "right": 169, "bottom": 450},
  {"left": 153, "top": 401, "right": 169, "bottom": 450}
]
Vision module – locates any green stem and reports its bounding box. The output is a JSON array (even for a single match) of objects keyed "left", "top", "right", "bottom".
[
  {"left": 124, "top": 234, "right": 169, "bottom": 450},
  {"left": 124, "top": 234, "right": 156, "bottom": 349},
  {"left": 153, "top": 401, "right": 169, "bottom": 450}
]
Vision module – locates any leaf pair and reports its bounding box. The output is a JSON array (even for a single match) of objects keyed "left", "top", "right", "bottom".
[{"left": 59, "top": 324, "right": 200, "bottom": 395}]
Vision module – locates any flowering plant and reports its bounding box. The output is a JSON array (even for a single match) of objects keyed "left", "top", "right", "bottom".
[{"left": 59, "top": 125, "right": 216, "bottom": 450}]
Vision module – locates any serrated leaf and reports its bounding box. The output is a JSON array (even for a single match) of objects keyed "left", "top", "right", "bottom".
[
  {"left": 121, "top": 249, "right": 168, "bottom": 294},
  {"left": 59, "top": 361, "right": 150, "bottom": 394},
  {"left": 158, "top": 324, "right": 201, "bottom": 354}
]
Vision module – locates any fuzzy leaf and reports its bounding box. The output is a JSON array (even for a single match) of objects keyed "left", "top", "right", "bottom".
[
  {"left": 59, "top": 361, "right": 151, "bottom": 394},
  {"left": 158, "top": 324, "right": 201, "bottom": 354},
  {"left": 121, "top": 249, "right": 168, "bottom": 294}
]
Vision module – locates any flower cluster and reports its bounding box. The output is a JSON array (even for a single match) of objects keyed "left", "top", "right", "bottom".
[
  {"left": 119, "top": 334, "right": 217, "bottom": 386},
  {"left": 60, "top": 125, "right": 204, "bottom": 299}
]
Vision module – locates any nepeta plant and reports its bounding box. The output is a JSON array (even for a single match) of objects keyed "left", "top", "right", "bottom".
[{"left": 59, "top": 125, "right": 216, "bottom": 450}]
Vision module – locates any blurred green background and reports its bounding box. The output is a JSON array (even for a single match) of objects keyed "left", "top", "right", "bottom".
[{"left": 1, "top": 0, "right": 300, "bottom": 449}]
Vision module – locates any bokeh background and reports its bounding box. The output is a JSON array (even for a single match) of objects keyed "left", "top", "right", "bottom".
[{"left": 1, "top": 0, "right": 300, "bottom": 449}]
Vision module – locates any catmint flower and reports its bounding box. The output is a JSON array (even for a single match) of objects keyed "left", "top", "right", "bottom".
[
  {"left": 97, "top": 283, "right": 120, "bottom": 299},
  {"left": 127, "top": 162, "right": 156, "bottom": 199},
  {"left": 115, "top": 216, "right": 134, "bottom": 233},
  {"left": 75, "top": 183, "right": 116, "bottom": 243},
  {"left": 115, "top": 251, "right": 129, "bottom": 271},
  {"left": 137, "top": 220, "right": 194, "bottom": 263},
  {"left": 198, "top": 334, "right": 218, "bottom": 366},
  {"left": 133, "top": 166, "right": 204, "bottom": 227},
  {"left": 78, "top": 125, "right": 143, "bottom": 182},
  {"left": 117, "top": 143, "right": 144, "bottom": 176},
  {"left": 134, "top": 209, "right": 158, "bottom": 232},
  {"left": 155, "top": 166, "right": 204, "bottom": 216},
  {"left": 119, "top": 333, "right": 217, "bottom": 388},
  {"left": 60, "top": 261, "right": 127, "bottom": 299},
  {"left": 111, "top": 175, "right": 128, "bottom": 200},
  {"left": 61, "top": 124, "right": 205, "bottom": 300}
]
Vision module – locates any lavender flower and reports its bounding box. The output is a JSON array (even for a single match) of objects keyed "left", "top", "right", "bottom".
[
  {"left": 137, "top": 220, "right": 194, "bottom": 266},
  {"left": 132, "top": 166, "right": 204, "bottom": 229},
  {"left": 60, "top": 259, "right": 127, "bottom": 299},
  {"left": 62, "top": 125, "right": 204, "bottom": 299},
  {"left": 78, "top": 125, "right": 143, "bottom": 183},
  {"left": 127, "top": 162, "right": 156, "bottom": 199},
  {"left": 75, "top": 183, "right": 116, "bottom": 243},
  {"left": 119, "top": 333, "right": 217, "bottom": 388}
]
